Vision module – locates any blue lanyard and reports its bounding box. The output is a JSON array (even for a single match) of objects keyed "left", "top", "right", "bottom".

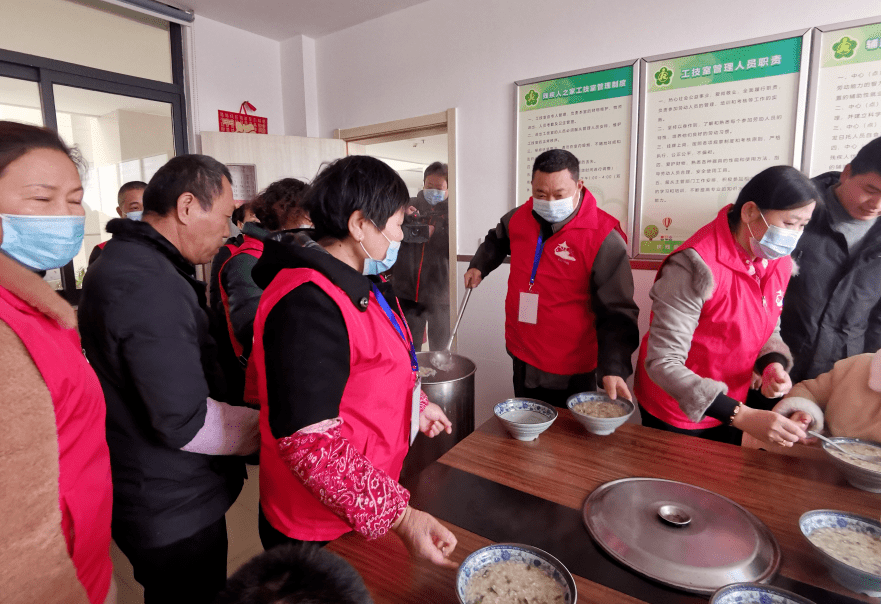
[
  {"left": 529, "top": 234, "right": 545, "bottom": 291},
  {"left": 370, "top": 283, "right": 419, "bottom": 372}
]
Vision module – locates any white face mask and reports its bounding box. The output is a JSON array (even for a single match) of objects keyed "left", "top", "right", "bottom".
[
  {"left": 747, "top": 212, "right": 802, "bottom": 260},
  {"left": 532, "top": 189, "right": 578, "bottom": 223}
]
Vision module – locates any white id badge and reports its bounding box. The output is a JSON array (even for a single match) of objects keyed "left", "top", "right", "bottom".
[
  {"left": 518, "top": 292, "right": 539, "bottom": 324},
  {"left": 410, "top": 377, "right": 422, "bottom": 445}
]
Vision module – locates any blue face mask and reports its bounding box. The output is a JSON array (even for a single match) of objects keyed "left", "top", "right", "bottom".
[
  {"left": 0, "top": 214, "right": 85, "bottom": 271},
  {"left": 360, "top": 221, "right": 401, "bottom": 275},
  {"left": 423, "top": 189, "right": 446, "bottom": 205},
  {"left": 532, "top": 189, "right": 579, "bottom": 223},
  {"left": 126, "top": 210, "right": 143, "bottom": 221},
  {"left": 747, "top": 212, "right": 802, "bottom": 260}
]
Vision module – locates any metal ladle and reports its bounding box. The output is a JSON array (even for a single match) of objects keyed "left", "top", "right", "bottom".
[
  {"left": 809, "top": 430, "right": 881, "bottom": 464},
  {"left": 429, "top": 288, "right": 472, "bottom": 372}
]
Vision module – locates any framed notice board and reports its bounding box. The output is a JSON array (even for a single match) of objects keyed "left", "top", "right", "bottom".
[
  {"left": 803, "top": 17, "right": 881, "bottom": 177},
  {"left": 515, "top": 60, "right": 639, "bottom": 235},
  {"left": 634, "top": 31, "right": 811, "bottom": 258}
]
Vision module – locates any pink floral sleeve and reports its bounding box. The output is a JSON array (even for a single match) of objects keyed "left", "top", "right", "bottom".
[
  {"left": 419, "top": 389, "right": 430, "bottom": 414},
  {"left": 276, "top": 420, "right": 410, "bottom": 540}
]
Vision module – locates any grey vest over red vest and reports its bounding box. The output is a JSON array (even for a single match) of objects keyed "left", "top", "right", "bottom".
[{"left": 634, "top": 206, "right": 791, "bottom": 430}]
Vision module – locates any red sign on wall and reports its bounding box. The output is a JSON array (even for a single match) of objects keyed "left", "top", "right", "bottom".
[{"left": 218, "top": 102, "right": 267, "bottom": 134}]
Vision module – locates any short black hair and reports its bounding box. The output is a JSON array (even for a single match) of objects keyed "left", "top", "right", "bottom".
[
  {"left": 728, "top": 165, "right": 819, "bottom": 229},
  {"left": 143, "top": 154, "right": 232, "bottom": 217},
  {"left": 117, "top": 181, "right": 147, "bottom": 207},
  {"left": 848, "top": 136, "right": 881, "bottom": 177},
  {"left": 0, "top": 120, "right": 84, "bottom": 178},
  {"left": 305, "top": 155, "right": 409, "bottom": 240},
  {"left": 214, "top": 543, "right": 374, "bottom": 604},
  {"left": 532, "top": 149, "right": 579, "bottom": 181},
  {"left": 423, "top": 161, "right": 448, "bottom": 182},
  {"left": 251, "top": 178, "right": 309, "bottom": 231},
  {"left": 231, "top": 204, "right": 248, "bottom": 226}
]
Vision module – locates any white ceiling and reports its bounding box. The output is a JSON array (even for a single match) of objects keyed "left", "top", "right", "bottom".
[{"left": 171, "top": 0, "right": 432, "bottom": 41}]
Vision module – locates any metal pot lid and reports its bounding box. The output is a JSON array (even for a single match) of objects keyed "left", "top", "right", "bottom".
[{"left": 583, "top": 478, "right": 780, "bottom": 595}]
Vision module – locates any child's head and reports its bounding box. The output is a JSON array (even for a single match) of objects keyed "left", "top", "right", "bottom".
[{"left": 214, "top": 543, "right": 373, "bottom": 604}]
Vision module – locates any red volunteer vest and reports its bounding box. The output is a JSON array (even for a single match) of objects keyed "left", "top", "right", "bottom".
[
  {"left": 223, "top": 240, "right": 240, "bottom": 255},
  {"left": 251, "top": 268, "right": 416, "bottom": 541},
  {"left": 96, "top": 241, "right": 107, "bottom": 250},
  {"left": 218, "top": 234, "right": 264, "bottom": 359},
  {"left": 634, "top": 206, "right": 791, "bottom": 430},
  {"left": 0, "top": 286, "right": 113, "bottom": 604},
  {"left": 505, "top": 191, "right": 623, "bottom": 375}
]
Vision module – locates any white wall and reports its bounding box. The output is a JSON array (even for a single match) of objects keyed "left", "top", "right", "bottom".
[
  {"left": 312, "top": 0, "right": 877, "bottom": 424},
  {"left": 191, "top": 15, "right": 286, "bottom": 137},
  {"left": 280, "top": 35, "right": 321, "bottom": 137}
]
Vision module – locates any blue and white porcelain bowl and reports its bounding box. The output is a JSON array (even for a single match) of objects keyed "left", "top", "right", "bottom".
[
  {"left": 567, "top": 392, "right": 635, "bottom": 436},
  {"left": 799, "top": 510, "right": 881, "bottom": 598},
  {"left": 494, "top": 398, "right": 557, "bottom": 441},
  {"left": 456, "top": 543, "right": 576, "bottom": 604},
  {"left": 818, "top": 436, "right": 881, "bottom": 492},
  {"left": 710, "top": 582, "right": 817, "bottom": 604}
]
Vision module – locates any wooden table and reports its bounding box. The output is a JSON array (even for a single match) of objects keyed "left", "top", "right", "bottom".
[{"left": 327, "top": 413, "right": 879, "bottom": 603}]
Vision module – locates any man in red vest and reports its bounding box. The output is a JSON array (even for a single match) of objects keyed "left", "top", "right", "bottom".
[{"left": 464, "top": 149, "right": 639, "bottom": 407}]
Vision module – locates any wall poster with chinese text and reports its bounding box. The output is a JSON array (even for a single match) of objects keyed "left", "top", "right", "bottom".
[
  {"left": 636, "top": 33, "right": 810, "bottom": 257},
  {"left": 227, "top": 164, "right": 258, "bottom": 205},
  {"left": 515, "top": 61, "right": 638, "bottom": 235},
  {"left": 804, "top": 18, "right": 881, "bottom": 177}
]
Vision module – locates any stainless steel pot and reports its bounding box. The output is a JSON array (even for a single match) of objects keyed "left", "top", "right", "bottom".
[{"left": 400, "top": 351, "right": 476, "bottom": 483}]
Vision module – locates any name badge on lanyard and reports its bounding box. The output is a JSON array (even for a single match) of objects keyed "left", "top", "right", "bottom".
[
  {"left": 371, "top": 283, "right": 421, "bottom": 444},
  {"left": 519, "top": 233, "right": 544, "bottom": 325}
]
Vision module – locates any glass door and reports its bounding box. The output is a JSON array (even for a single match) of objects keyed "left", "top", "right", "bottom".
[
  {"left": 0, "top": 75, "right": 43, "bottom": 126},
  {"left": 52, "top": 84, "right": 175, "bottom": 289}
]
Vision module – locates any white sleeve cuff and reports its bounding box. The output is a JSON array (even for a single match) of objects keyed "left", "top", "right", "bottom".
[
  {"left": 773, "top": 396, "right": 825, "bottom": 433},
  {"left": 181, "top": 398, "right": 259, "bottom": 456}
]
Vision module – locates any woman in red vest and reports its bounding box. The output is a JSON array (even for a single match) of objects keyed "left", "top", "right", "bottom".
[
  {"left": 634, "top": 166, "right": 819, "bottom": 447},
  {"left": 249, "top": 155, "right": 457, "bottom": 567},
  {"left": 217, "top": 178, "right": 308, "bottom": 406},
  {"left": 0, "top": 122, "right": 114, "bottom": 603}
]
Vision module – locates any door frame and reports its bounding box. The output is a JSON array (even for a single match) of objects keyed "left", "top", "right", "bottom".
[{"left": 334, "top": 109, "right": 459, "bottom": 348}]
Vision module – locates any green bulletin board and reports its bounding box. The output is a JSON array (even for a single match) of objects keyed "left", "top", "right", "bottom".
[
  {"left": 805, "top": 20, "right": 881, "bottom": 176},
  {"left": 516, "top": 62, "right": 637, "bottom": 234},
  {"left": 636, "top": 35, "right": 808, "bottom": 257}
]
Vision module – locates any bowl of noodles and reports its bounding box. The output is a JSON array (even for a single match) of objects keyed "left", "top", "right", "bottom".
[
  {"left": 456, "top": 543, "right": 576, "bottom": 604},
  {"left": 818, "top": 436, "right": 881, "bottom": 492},
  {"left": 799, "top": 510, "right": 881, "bottom": 597},
  {"left": 567, "top": 392, "right": 634, "bottom": 436}
]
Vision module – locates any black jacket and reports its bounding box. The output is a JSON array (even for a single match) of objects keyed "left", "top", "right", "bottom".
[
  {"left": 780, "top": 171, "right": 881, "bottom": 382},
  {"left": 390, "top": 191, "right": 449, "bottom": 303},
  {"left": 79, "top": 218, "right": 244, "bottom": 549}
]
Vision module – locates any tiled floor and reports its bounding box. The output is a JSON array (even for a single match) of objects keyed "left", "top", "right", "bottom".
[{"left": 113, "top": 465, "right": 262, "bottom": 604}]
